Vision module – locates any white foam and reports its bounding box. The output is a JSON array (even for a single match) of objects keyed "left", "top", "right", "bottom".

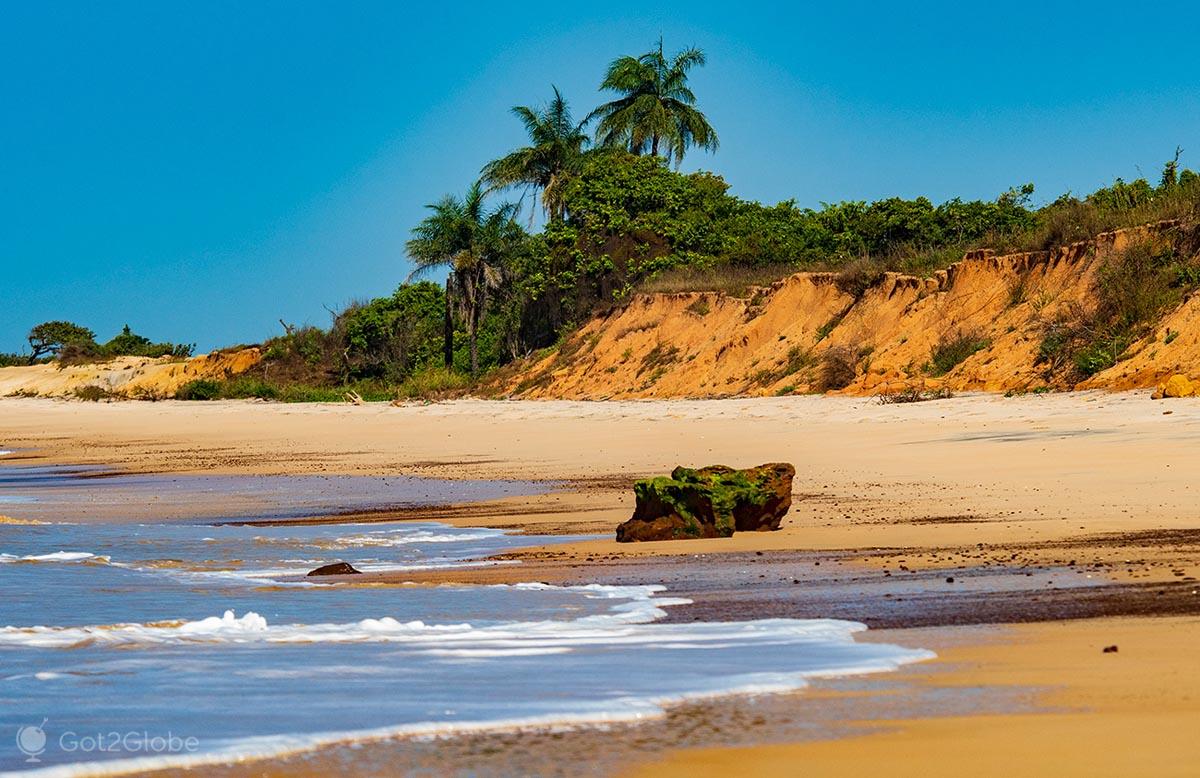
[
  {"left": 2, "top": 671, "right": 67, "bottom": 682},
  {"left": 0, "top": 551, "right": 108, "bottom": 564},
  {"left": 12, "top": 644, "right": 934, "bottom": 778},
  {"left": 0, "top": 583, "right": 679, "bottom": 649},
  {"left": 0, "top": 582, "right": 935, "bottom": 776},
  {"left": 0, "top": 585, "right": 886, "bottom": 659},
  {"left": 0, "top": 449, "right": 12, "bottom": 456},
  {"left": 328, "top": 529, "right": 502, "bottom": 548}
]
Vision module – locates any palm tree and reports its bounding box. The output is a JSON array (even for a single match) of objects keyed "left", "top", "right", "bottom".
[
  {"left": 480, "top": 87, "right": 589, "bottom": 222},
  {"left": 586, "top": 39, "right": 718, "bottom": 167},
  {"left": 406, "top": 183, "right": 522, "bottom": 375}
]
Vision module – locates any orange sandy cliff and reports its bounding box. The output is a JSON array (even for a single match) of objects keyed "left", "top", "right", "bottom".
[
  {"left": 497, "top": 222, "right": 1200, "bottom": 398},
  {"left": 0, "top": 348, "right": 261, "bottom": 399}
]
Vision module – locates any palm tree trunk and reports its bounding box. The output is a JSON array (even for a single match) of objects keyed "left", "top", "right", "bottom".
[
  {"left": 468, "top": 305, "right": 480, "bottom": 376},
  {"left": 468, "top": 267, "right": 483, "bottom": 376},
  {"left": 651, "top": 135, "right": 659, "bottom": 157},
  {"left": 443, "top": 276, "right": 454, "bottom": 369}
]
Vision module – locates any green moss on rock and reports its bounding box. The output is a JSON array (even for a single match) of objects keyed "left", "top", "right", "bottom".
[{"left": 616, "top": 463, "right": 795, "bottom": 542}]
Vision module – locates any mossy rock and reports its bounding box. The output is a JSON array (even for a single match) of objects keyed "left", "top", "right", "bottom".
[{"left": 615, "top": 463, "right": 795, "bottom": 542}]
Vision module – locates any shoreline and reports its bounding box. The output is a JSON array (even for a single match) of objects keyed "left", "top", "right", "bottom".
[{"left": 3, "top": 393, "right": 1200, "bottom": 775}]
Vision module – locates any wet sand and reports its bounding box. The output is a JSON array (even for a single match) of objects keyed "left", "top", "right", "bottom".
[
  {"left": 631, "top": 615, "right": 1200, "bottom": 778},
  {"left": 2, "top": 392, "right": 1200, "bottom": 775}
]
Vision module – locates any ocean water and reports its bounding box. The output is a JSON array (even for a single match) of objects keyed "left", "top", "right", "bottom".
[{"left": 0, "top": 461, "right": 933, "bottom": 776}]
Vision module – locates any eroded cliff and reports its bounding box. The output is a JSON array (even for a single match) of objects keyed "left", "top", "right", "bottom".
[{"left": 498, "top": 222, "right": 1200, "bottom": 398}]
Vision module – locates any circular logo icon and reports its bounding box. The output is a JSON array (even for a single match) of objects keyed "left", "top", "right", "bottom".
[{"left": 16, "top": 719, "right": 48, "bottom": 763}]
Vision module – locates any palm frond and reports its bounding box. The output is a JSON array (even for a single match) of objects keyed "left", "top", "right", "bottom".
[{"left": 586, "top": 39, "right": 717, "bottom": 165}]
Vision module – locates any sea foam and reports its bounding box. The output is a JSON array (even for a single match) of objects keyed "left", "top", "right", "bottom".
[
  {"left": 0, "top": 551, "right": 107, "bottom": 564},
  {"left": 6, "top": 580, "right": 933, "bottom": 778}
]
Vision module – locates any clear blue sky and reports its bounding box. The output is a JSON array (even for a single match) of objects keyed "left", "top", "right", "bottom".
[{"left": 3, "top": 1, "right": 1198, "bottom": 353}]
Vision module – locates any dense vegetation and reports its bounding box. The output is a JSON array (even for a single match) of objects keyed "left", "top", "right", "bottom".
[
  {"left": 6, "top": 40, "right": 1198, "bottom": 400},
  {"left": 0, "top": 322, "right": 193, "bottom": 366},
  {"left": 1037, "top": 234, "right": 1200, "bottom": 381}
]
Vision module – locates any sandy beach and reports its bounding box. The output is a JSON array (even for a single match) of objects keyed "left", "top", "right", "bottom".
[{"left": 2, "top": 392, "right": 1200, "bottom": 775}]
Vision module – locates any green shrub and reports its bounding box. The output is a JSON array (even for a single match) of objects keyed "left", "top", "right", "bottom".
[
  {"left": 818, "top": 347, "right": 858, "bottom": 391},
  {"left": 0, "top": 353, "right": 43, "bottom": 368},
  {"left": 1072, "top": 335, "right": 1132, "bottom": 377},
  {"left": 815, "top": 309, "right": 848, "bottom": 342},
  {"left": 834, "top": 259, "right": 887, "bottom": 298},
  {"left": 102, "top": 325, "right": 193, "bottom": 359},
  {"left": 394, "top": 367, "right": 472, "bottom": 400},
  {"left": 175, "top": 379, "right": 222, "bottom": 401},
  {"left": 877, "top": 386, "right": 954, "bottom": 404},
  {"left": 638, "top": 343, "right": 681, "bottom": 375},
  {"left": 73, "top": 385, "right": 113, "bottom": 402},
  {"left": 175, "top": 377, "right": 393, "bottom": 403},
  {"left": 216, "top": 377, "right": 280, "bottom": 400},
  {"left": 339, "top": 282, "right": 445, "bottom": 381},
  {"left": 1037, "top": 239, "right": 1200, "bottom": 380},
  {"left": 928, "top": 331, "right": 989, "bottom": 376},
  {"left": 28, "top": 321, "right": 96, "bottom": 361}
]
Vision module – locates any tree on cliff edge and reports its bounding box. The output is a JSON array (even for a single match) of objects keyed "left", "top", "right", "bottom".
[{"left": 27, "top": 321, "right": 96, "bottom": 363}]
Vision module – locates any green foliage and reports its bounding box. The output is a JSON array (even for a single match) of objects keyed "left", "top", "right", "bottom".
[
  {"left": 177, "top": 281, "right": 488, "bottom": 403},
  {"left": 750, "top": 345, "right": 816, "bottom": 386},
  {"left": 101, "top": 325, "right": 193, "bottom": 359},
  {"left": 73, "top": 385, "right": 113, "bottom": 402},
  {"left": 1071, "top": 335, "right": 1132, "bottom": 377},
  {"left": 481, "top": 86, "right": 589, "bottom": 221},
  {"left": 834, "top": 259, "right": 887, "bottom": 298},
  {"left": 544, "top": 151, "right": 1042, "bottom": 321},
  {"left": 1017, "top": 165, "right": 1200, "bottom": 251},
  {"left": 0, "top": 353, "right": 46, "bottom": 367},
  {"left": 255, "top": 325, "right": 339, "bottom": 387},
  {"left": 544, "top": 152, "right": 744, "bottom": 316},
  {"left": 340, "top": 282, "right": 444, "bottom": 382},
  {"left": 407, "top": 182, "right": 527, "bottom": 375},
  {"left": 638, "top": 342, "right": 681, "bottom": 375},
  {"left": 175, "top": 377, "right": 395, "bottom": 403},
  {"left": 21, "top": 321, "right": 191, "bottom": 365},
  {"left": 175, "top": 379, "right": 223, "bottom": 401},
  {"left": 27, "top": 321, "right": 96, "bottom": 361},
  {"left": 587, "top": 39, "right": 717, "bottom": 165},
  {"left": 928, "top": 331, "right": 990, "bottom": 376},
  {"left": 394, "top": 367, "right": 472, "bottom": 400},
  {"left": 1037, "top": 240, "right": 1200, "bottom": 380}
]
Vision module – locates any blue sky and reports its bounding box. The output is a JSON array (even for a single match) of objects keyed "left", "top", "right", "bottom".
[{"left": 3, "top": 1, "right": 1199, "bottom": 353}]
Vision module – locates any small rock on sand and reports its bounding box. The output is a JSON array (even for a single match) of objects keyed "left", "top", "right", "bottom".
[{"left": 307, "top": 562, "right": 362, "bottom": 576}]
